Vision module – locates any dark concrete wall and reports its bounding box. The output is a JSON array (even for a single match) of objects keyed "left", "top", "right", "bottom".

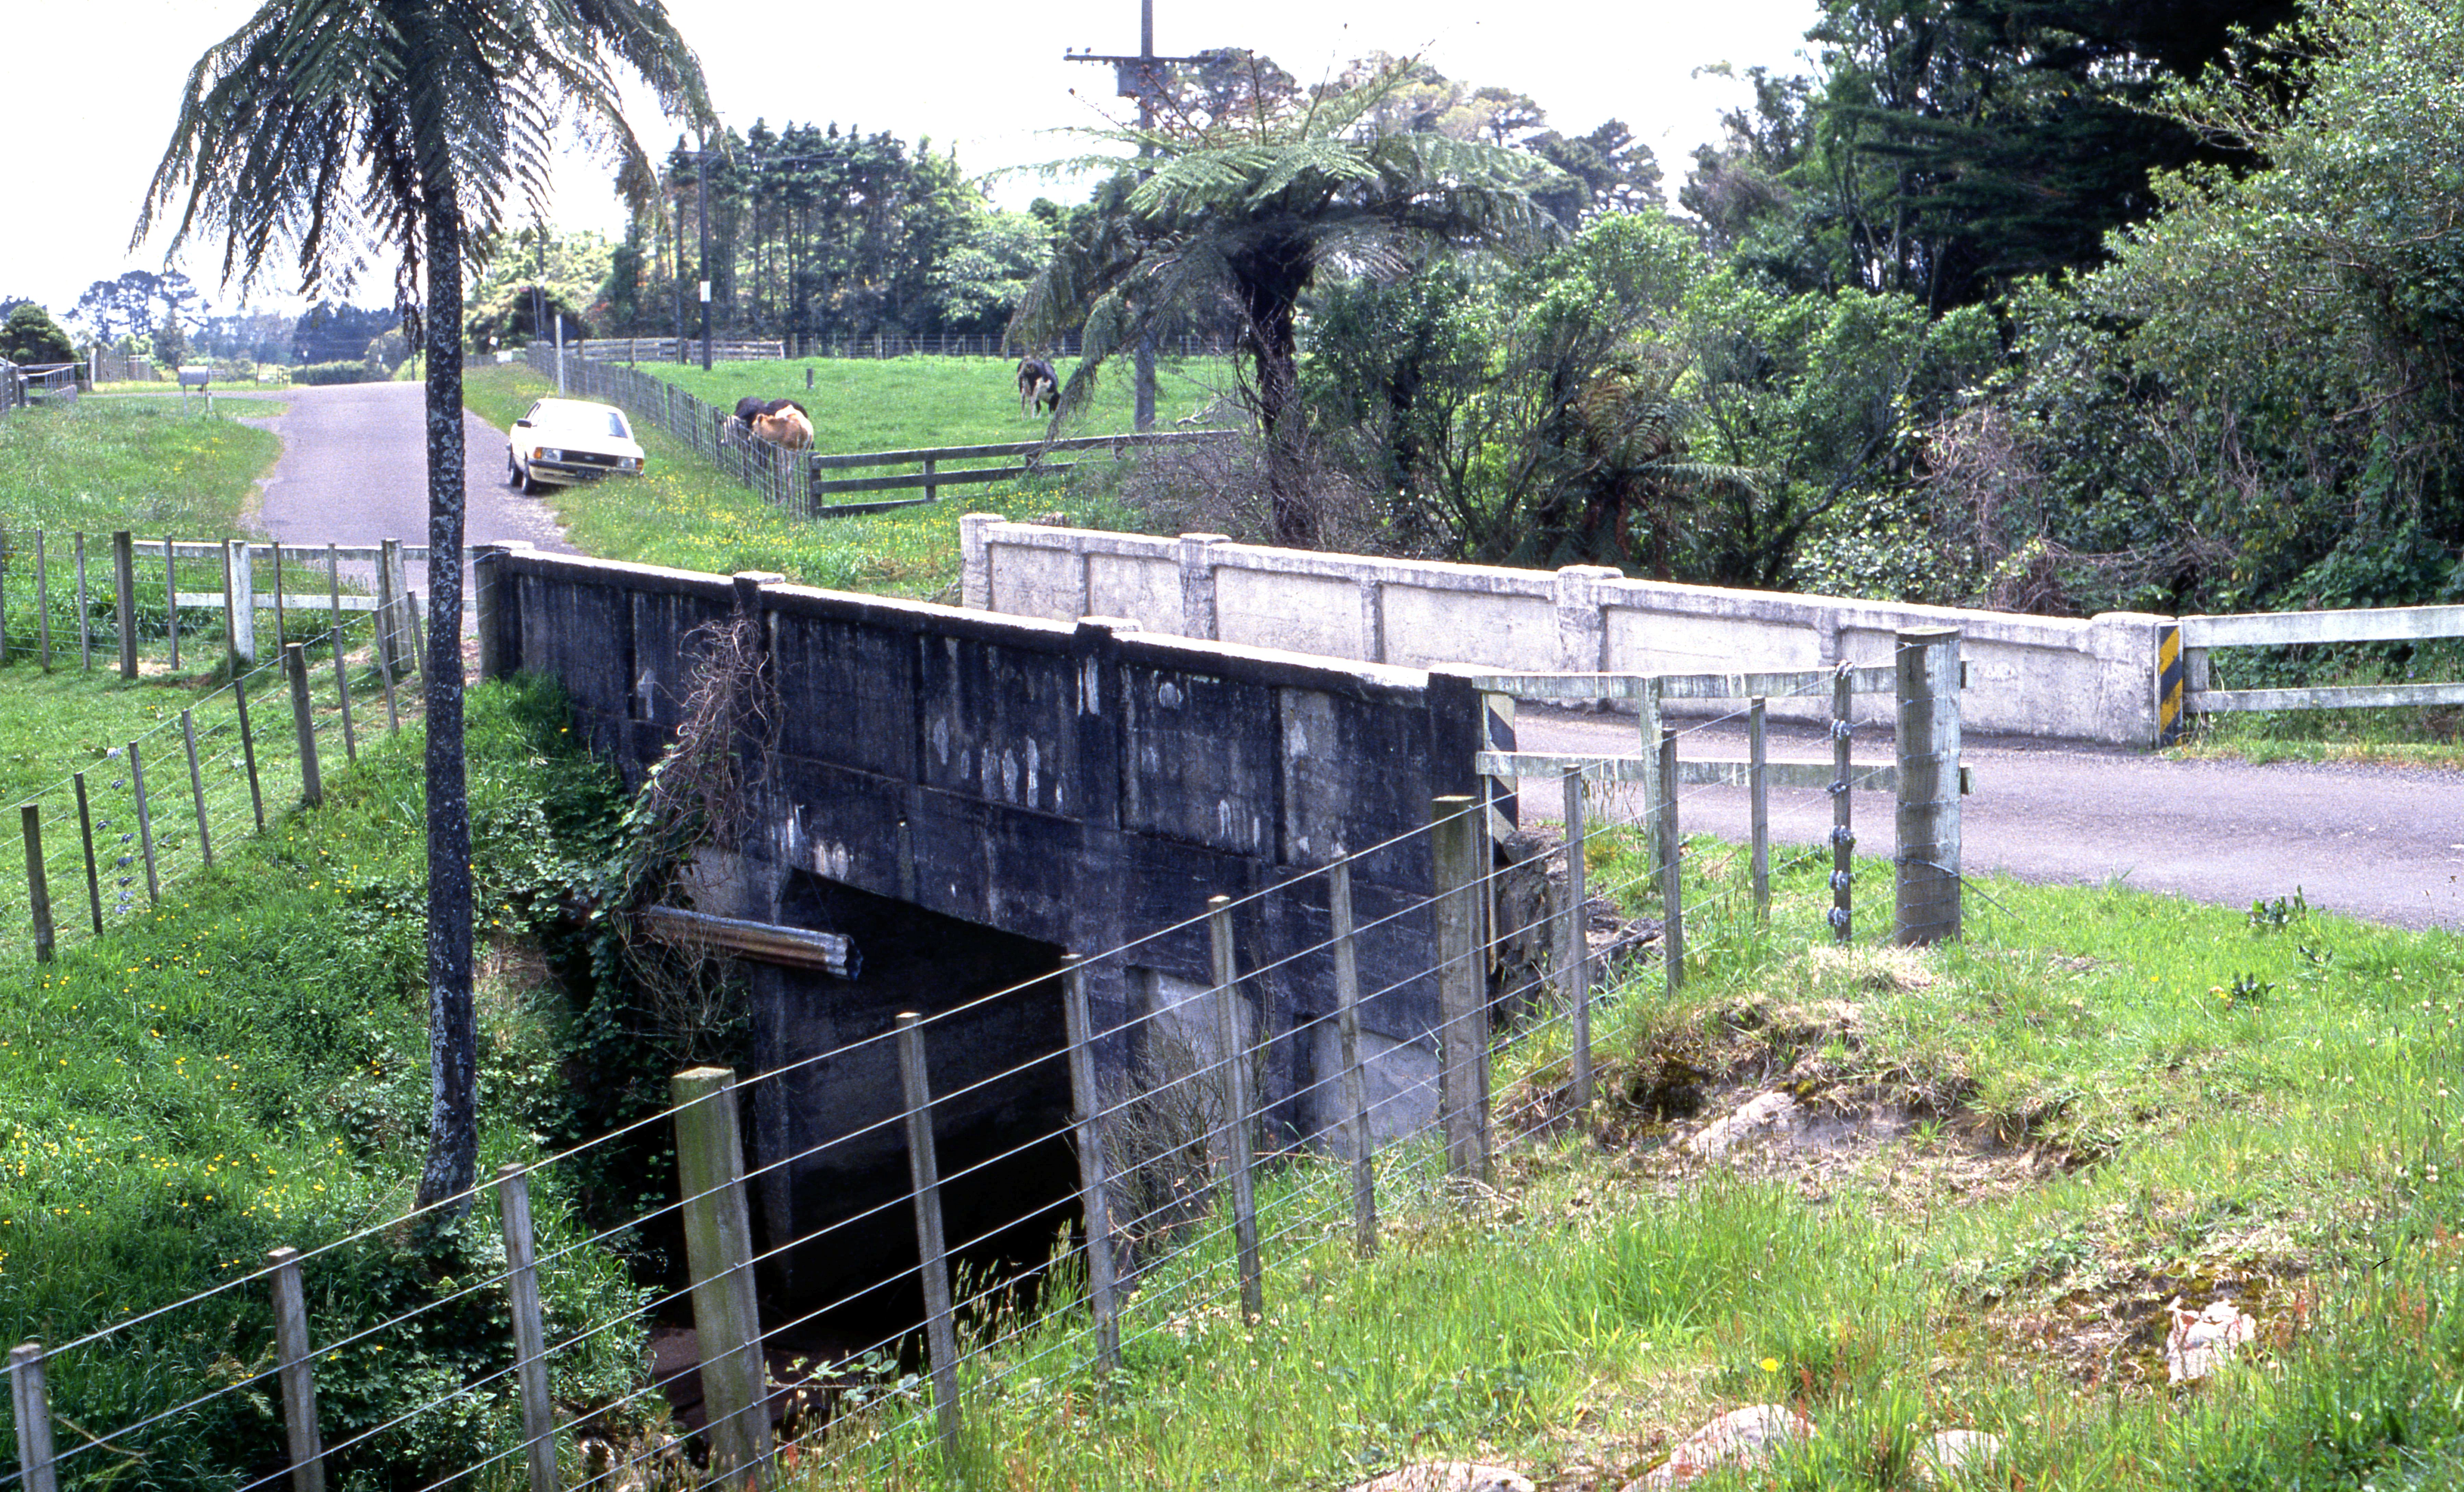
[{"left": 479, "top": 548, "right": 1485, "bottom": 1306}]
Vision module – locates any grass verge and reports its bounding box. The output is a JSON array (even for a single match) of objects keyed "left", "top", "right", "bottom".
[
  {"left": 0, "top": 678, "right": 652, "bottom": 1490},
  {"left": 464, "top": 362, "right": 1190, "bottom": 598},
  {"left": 775, "top": 836, "right": 2464, "bottom": 1491}
]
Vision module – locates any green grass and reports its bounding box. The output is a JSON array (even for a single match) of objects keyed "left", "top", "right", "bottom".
[
  {"left": 0, "top": 395, "right": 280, "bottom": 539},
  {"left": 0, "top": 396, "right": 399, "bottom": 818},
  {"left": 774, "top": 833, "right": 2464, "bottom": 1491},
  {"left": 464, "top": 362, "right": 1203, "bottom": 598},
  {"left": 630, "top": 352, "right": 1232, "bottom": 454},
  {"left": 0, "top": 679, "right": 650, "bottom": 1490}
]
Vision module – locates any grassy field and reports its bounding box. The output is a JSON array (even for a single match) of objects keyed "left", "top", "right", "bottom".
[
  {"left": 782, "top": 838, "right": 2464, "bottom": 1491},
  {"left": 465, "top": 361, "right": 1206, "bottom": 598},
  {"left": 631, "top": 352, "right": 1233, "bottom": 454}
]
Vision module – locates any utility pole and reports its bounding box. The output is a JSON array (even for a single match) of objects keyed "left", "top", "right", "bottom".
[
  {"left": 1065, "top": 2, "right": 1219, "bottom": 431},
  {"left": 697, "top": 136, "right": 714, "bottom": 371},
  {"left": 532, "top": 222, "right": 546, "bottom": 351}
]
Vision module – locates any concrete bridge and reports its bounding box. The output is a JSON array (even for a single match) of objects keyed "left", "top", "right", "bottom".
[{"left": 474, "top": 546, "right": 1493, "bottom": 1309}]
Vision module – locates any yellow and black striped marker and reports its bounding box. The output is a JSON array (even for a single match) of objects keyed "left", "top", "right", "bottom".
[
  {"left": 1482, "top": 692, "right": 1517, "bottom": 835},
  {"left": 2157, "top": 622, "right": 2185, "bottom": 745}
]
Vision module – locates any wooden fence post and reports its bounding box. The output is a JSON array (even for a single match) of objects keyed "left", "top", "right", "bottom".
[
  {"left": 74, "top": 532, "right": 90, "bottom": 671},
  {"left": 128, "top": 739, "right": 160, "bottom": 902},
  {"left": 1207, "top": 896, "right": 1264, "bottom": 1323},
  {"left": 1658, "top": 726, "right": 1683, "bottom": 996},
  {"left": 225, "top": 540, "right": 256, "bottom": 667},
  {"left": 1635, "top": 676, "right": 1664, "bottom": 848},
  {"left": 495, "top": 1165, "right": 560, "bottom": 1492},
  {"left": 1059, "top": 955, "right": 1121, "bottom": 1375},
  {"left": 20, "top": 806, "right": 53, "bottom": 963},
  {"left": 1559, "top": 770, "right": 1592, "bottom": 1117},
  {"left": 330, "top": 605, "right": 358, "bottom": 766},
  {"left": 266, "top": 1246, "right": 327, "bottom": 1492},
  {"left": 34, "top": 529, "right": 50, "bottom": 670},
  {"left": 74, "top": 532, "right": 89, "bottom": 672},
  {"left": 1894, "top": 628, "right": 1963, "bottom": 946},
  {"left": 893, "top": 1017, "right": 965, "bottom": 1462},
  {"left": 285, "top": 645, "right": 322, "bottom": 808},
  {"left": 181, "top": 709, "right": 212, "bottom": 869},
  {"left": 9, "top": 1341, "right": 59, "bottom": 1492},
  {"left": 270, "top": 539, "right": 285, "bottom": 655},
  {"left": 372, "top": 540, "right": 402, "bottom": 713},
  {"left": 669, "top": 1066, "right": 772, "bottom": 1485},
  {"left": 1330, "top": 859, "right": 1377, "bottom": 1257},
  {"left": 113, "top": 531, "right": 137, "bottom": 679},
  {"left": 1831, "top": 667, "right": 1854, "bottom": 944},
  {"left": 162, "top": 537, "right": 178, "bottom": 671},
  {"left": 1431, "top": 795, "right": 1489, "bottom": 1186},
  {"left": 72, "top": 772, "right": 100, "bottom": 934},
  {"left": 1749, "top": 698, "right": 1771, "bottom": 921},
  {"left": 234, "top": 677, "right": 265, "bottom": 832}
]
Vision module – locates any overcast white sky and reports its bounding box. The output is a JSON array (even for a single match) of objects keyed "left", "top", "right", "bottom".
[{"left": 1, "top": 0, "right": 1820, "bottom": 323}]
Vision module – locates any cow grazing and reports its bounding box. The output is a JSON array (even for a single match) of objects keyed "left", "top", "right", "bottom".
[
  {"left": 1017, "top": 357, "right": 1059, "bottom": 418},
  {"left": 726, "top": 396, "right": 813, "bottom": 450},
  {"left": 751, "top": 405, "right": 814, "bottom": 451}
]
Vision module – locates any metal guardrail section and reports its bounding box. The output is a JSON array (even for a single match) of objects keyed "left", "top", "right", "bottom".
[
  {"left": 1460, "top": 666, "right": 1899, "bottom": 702},
  {"left": 2179, "top": 604, "right": 2464, "bottom": 715},
  {"left": 1478, "top": 750, "right": 1900, "bottom": 794}
]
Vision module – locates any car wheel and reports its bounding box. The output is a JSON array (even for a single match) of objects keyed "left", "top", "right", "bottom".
[
  {"left": 521, "top": 468, "right": 547, "bottom": 496},
  {"left": 507, "top": 449, "right": 522, "bottom": 487}
]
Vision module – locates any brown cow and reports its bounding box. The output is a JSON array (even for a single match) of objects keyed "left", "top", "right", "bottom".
[{"left": 751, "top": 405, "right": 814, "bottom": 450}]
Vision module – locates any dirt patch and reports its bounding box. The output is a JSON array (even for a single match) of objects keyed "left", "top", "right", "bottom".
[
  {"left": 1501, "top": 983, "right": 2069, "bottom": 1214},
  {"left": 1961, "top": 1260, "right": 2310, "bottom": 1390}
]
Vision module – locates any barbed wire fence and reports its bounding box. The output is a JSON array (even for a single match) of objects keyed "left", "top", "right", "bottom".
[{"left": 4, "top": 620, "right": 1964, "bottom": 1492}]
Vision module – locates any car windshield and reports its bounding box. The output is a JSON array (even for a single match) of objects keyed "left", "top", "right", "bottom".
[{"left": 530, "top": 403, "right": 631, "bottom": 441}]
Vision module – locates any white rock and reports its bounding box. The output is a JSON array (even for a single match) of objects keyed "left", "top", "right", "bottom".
[
  {"left": 1343, "top": 1463, "right": 1536, "bottom": 1492},
  {"left": 1623, "top": 1404, "right": 1814, "bottom": 1489},
  {"left": 1913, "top": 1429, "right": 2006, "bottom": 1484},
  {"left": 1686, "top": 1091, "right": 1802, "bottom": 1160},
  {"left": 2164, "top": 1298, "right": 2257, "bottom": 1382}
]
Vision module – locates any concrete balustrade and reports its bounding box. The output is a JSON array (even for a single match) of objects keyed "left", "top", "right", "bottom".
[{"left": 961, "top": 515, "right": 2170, "bottom": 744}]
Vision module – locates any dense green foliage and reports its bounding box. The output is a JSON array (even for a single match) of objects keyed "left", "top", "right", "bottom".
[
  {"left": 1252, "top": 0, "right": 2464, "bottom": 624},
  {"left": 0, "top": 303, "right": 75, "bottom": 367},
  {"left": 290, "top": 359, "right": 388, "bottom": 386}
]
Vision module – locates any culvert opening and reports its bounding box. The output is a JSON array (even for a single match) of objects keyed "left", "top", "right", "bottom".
[{"left": 743, "top": 871, "right": 1080, "bottom": 1368}]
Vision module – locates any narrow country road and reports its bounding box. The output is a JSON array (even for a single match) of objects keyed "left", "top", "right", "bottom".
[
  {"left": 250, "top": 380, "right": 574, "bottom": 601},
  {"left": 1513, "top": 708, "right": 2464, "bottom": 933}
]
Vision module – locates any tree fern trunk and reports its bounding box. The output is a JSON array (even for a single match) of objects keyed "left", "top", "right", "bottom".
[{"left": 417, "top": 185, "right": 477, "bottom": 1217}]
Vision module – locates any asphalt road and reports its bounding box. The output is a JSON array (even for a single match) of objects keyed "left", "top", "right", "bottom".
[
  {"left": 250, "top": 380, "right": 573, "bottom": 599},
  {"left": 1513, "top": 708, "right": 2464, "bottom": 932}
]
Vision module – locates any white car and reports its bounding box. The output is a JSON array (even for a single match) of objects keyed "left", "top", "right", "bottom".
[{"left": 506, "top": 398, "right": 646, "bottom": 494}]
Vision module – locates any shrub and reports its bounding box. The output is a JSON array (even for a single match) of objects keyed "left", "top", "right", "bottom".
[{"left": 293, "top": 359, "right": 383, "bottom": 385}]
